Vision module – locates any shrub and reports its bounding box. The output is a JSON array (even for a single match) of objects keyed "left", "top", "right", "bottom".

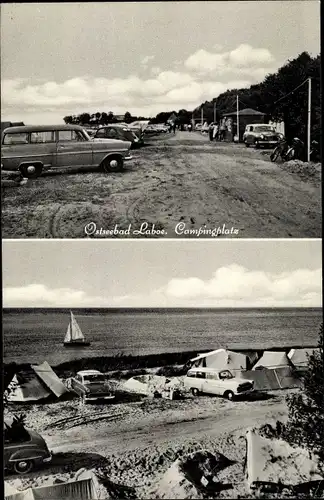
[{"left": 284, "top": 324, "right": 324, "bottom": 465}]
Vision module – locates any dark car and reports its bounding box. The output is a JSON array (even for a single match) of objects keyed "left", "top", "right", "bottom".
[
  {"left": 243, "top": 124, "right": 283, "bottom": 148},
  {"left": 94, "top": 125, "right": 143, "bottom": 148},
  {"left": 4, "top": 419, "right": 52, "bottom": 474}
]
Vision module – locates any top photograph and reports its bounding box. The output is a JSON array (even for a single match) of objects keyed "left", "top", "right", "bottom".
[{"left": 1, "top": 1, "right": 321, "bottom": 239}]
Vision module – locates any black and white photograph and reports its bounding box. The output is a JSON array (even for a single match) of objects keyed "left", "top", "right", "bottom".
[
  {"left": 2, "top": 239, "right": 323, "bottom": 498},
  {"left": 1, "top": 1, "right": 321, "bottom": 238}
]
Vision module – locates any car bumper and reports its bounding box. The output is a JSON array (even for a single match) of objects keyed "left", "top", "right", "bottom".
[
  {"left": 124, "top": 155, "right": 133, "bottom": 161},
  {"left": 43, "top": 453, "right": 52, "bottom": 463},
  {"left": 258, "top": 140, "right": 279, "bottom": 145},
  {"left": 85, "top": 395, "right": 115, "bottom": 402},
  {"left": 235, "top": 388, "right": 254, "bottom": 397}
]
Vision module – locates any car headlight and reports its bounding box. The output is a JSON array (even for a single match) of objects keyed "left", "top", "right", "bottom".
[
  {"left": 278, "top": 133, "right": 283, "bottom": 139},
  {"left": 260, "top": 134, "right": 265, "bottom": 139}
]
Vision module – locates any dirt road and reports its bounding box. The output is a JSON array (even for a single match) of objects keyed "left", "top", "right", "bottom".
[
  {"left": 2, "top": 132, "right": 321, "bottom": 238},
  {"left": 5, "top": 391, "right": 289, "bottom": 498},
  {"left": 46, "top": 397, "right": 286, "bottom": 455}
]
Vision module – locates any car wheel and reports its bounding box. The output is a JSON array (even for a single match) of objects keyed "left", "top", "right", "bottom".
[
  {"left": 19, "top": 163, "right": 43, "bottom": 179},
  {"left": 191, "top": 388, "right": 200, "bottom": 396},
  {"left": 102, "top": 155, "right": 124, "bottom": 173},
  {"left": 254, "top": 139, "right": 260, "bottom": 149},
  {"left": 13, "top": 459, "right": 34, "bottom": 474},
  {"left": 224, "top": 391, "right": 235, "bottom": 401}
]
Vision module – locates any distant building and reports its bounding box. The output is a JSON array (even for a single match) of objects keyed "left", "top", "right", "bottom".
[
  {"left": 1, "top": 121, "right": 25, "bottom": 133},
  {"left": 221, "top": 108, "right": 266, "bottom": 142}
]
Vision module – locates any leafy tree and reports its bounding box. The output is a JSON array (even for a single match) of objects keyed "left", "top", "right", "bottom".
[
  {"left": 284, "top": 324, "right": 324, "bottom": 465},
  {"left": 63, "top": 115, "right": 73, "bottom": 124},
  {"left": 124, "top": 111, "right": 132, "bottom": 123},
  {"left": 79, "top": 113, "right": 91, "bottom": 125},
  {"left": 100, "top": 112, "right": 108, "bottom": 125}
]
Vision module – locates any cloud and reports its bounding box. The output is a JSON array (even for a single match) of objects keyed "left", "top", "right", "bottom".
[
  {"left": 162, "top": 265, "right": 322, "bottom": 307},
  {"left": 1, "top": 44, "right": 278, "bottom": 121},
  {"left": 184, "top": 44, "right": 275, "bottom": 75},
  {"left": 2, "top": 284, "right": 130, "bottom": 307},
  {"left": 3, "top": 266, "right": 322, "bottom": 308},
  {"left": 1, "top": 73, "right": 252, "bottom": 121}
]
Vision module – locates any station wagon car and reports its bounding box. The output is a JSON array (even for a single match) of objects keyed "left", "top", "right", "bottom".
[
  {"left": 184, "top": 367, "right": 254, "bottom": 400},
  {"left": 1, "top": 124, "right": 132, "bottom": 178},
  {"left": 69, "top": 369, "right": 115, "bottom": 404},
  {"left": 4, "top": 419, "right": 52, "bottom": 474},
  {"left": 243, "top": 124, "right": 283, "bottom": 148}
]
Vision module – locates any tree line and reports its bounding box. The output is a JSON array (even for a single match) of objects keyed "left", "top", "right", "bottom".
[
  {"left": 195, "top": 52, "right": 321, "bottom": 143},
  {"left": 63, "top": 111, "right": 149, "bottom": 126}
]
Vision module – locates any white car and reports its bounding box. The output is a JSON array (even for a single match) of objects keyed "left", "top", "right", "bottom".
[{"left": 184, "top": 367, "right": 254, "bottom": 400}]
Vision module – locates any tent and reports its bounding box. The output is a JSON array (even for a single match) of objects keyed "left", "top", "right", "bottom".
[
  {"left": 5, "top": 362, "right": 68, "bottom": 403},
  {"left": 288, "top": 348, "right": 319, "bottom": 370},
  {"left": 240, "top": 366, "right": 302, "bottom": 391},
  {"left": 189, "top": 349, "right": 248, "bottom": 374},
  {"left": 246, "top": 429, "right": 323, "bottom": 491},
  {"left": 5, "top": 477, "right": 98, "bottom": 500},
  {"left": 252, "top": 351, "right": 291, "bottom": 370},
  {"left": 31, "top": 361, "right": 67, "bottom": 398},
  {"left": 5, "top": 470, "right": 107, "bottom": 500}
]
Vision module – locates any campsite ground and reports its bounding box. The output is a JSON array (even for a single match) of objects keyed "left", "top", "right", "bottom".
[
  {"left": 5, "top": 384, "right": 293, "bottom": 498},
  {"left": 1, "top": 132, "right": 321, "bottom": 238}
]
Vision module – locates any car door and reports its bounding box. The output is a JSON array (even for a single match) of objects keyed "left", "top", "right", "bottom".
[
  {"left": 1, "top": 131, "right": 30, "bottom": 171},
  {"left": 29, "top": 130, "right": 56, "bottom": 168},
  {"left": 246, "top": 126, "right": 253, "bottom": 144},
  {"left": 55, "top": 129, "right": 92, "bottom": 169},
  {"left": 195, "top": 371, "right": 207, "bottom": 392}
]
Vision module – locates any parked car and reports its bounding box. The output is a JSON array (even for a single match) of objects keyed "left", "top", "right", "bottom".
[
  {"left": 1, "top": 124, "right": 132, "bottom": 178},
  {"left": 127, "top": 120, "right": 149, "bottom": 142},
  {"left": 69, "top": 370, "right": 115, "bottom": 404},
  {"left": 4, "top": 418, "right": 52, "bottom": 474},
  {"left": 93, "top": 124, "right": 143, "bottom": 148},
  {"left": 243, "top": 124, "right": 283, "bottom": 148},
  {"left": 183, "top": 367, "right": 254, "bottom": 400}
]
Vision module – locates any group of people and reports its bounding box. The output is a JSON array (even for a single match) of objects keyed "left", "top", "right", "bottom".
[{"left": 208, "top": 122, "right": 226, "bottom": 142}]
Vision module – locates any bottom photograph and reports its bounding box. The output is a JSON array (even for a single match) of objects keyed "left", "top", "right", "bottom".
[{"left": 2, "top": 239, "right": 323, "bottom": 500}]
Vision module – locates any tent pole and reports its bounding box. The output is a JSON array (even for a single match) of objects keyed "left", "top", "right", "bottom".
[
  {"left": 236, "top": 94, "right": 239, "bottom": 142},
  {"left": 307, "top": 77, "right": 311, "bottom": 162}
]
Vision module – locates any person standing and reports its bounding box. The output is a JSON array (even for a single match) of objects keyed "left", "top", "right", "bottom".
[
  {"left": 213, "top": 123, "right": 219, "bottom": 141},
  {"left": 208, "top": 122, "right": 214, "bottom": 141}
]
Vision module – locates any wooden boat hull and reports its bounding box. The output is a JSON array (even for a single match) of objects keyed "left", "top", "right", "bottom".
[{"left": 63, "top": 342, "right": 91, "bottom": 347}]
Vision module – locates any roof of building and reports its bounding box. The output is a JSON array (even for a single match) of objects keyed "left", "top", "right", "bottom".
[{"left": 224, "top": 108, "right": 266, "bottom": 117}]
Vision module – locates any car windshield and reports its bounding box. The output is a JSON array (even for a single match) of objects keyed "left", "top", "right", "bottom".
[
  {"left": 254, "top": 126, "right": 275, "bottom": 132},
  {"left": 83, "top": 374, "right": 106, "bottom": 383}
]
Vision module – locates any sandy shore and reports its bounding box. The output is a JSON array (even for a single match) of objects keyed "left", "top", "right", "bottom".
[{"left": 5, "top": 378, "right": 295, "bottom": 498}]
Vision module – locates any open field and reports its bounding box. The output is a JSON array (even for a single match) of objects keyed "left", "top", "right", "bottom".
[
  {"left": 4, "top": 382, "right": 292, "bottom": 498},
  {"left": 1, "top": 132, "right": 321, "bottom": 238}
]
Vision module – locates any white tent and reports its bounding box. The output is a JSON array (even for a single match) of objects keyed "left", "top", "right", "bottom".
[
  {"left": 189, "top": 349, "right": 248, "bottom": 373},
  {"left": 288, "top": 348, "right": 319, "bottom": 369},
  {"left": 252, "top": 351, "right": 290, "bottom": 370},
  {"left": 6, "top": 362, "right": 68, "bottom": 403}
]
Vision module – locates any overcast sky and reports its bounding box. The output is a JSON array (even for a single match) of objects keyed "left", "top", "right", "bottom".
[
  {"left": 2, "top": 240, "right": 321, "bottom": 308},
  {"left": 1, "top": 1, "right": 320, "bottom": 124}
]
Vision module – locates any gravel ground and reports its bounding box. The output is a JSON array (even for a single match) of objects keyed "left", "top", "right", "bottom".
[{"left": 2, "top": 132, "right": 321, "bottom": 238}]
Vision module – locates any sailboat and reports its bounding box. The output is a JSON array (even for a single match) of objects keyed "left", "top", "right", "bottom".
[{"left": 63, "top": 311, "right": 91, "bottom": 347}]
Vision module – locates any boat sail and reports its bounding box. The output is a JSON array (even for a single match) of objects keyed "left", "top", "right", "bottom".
[{"left": 63, "top": 311, "right": 90, "bottom": 347}]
